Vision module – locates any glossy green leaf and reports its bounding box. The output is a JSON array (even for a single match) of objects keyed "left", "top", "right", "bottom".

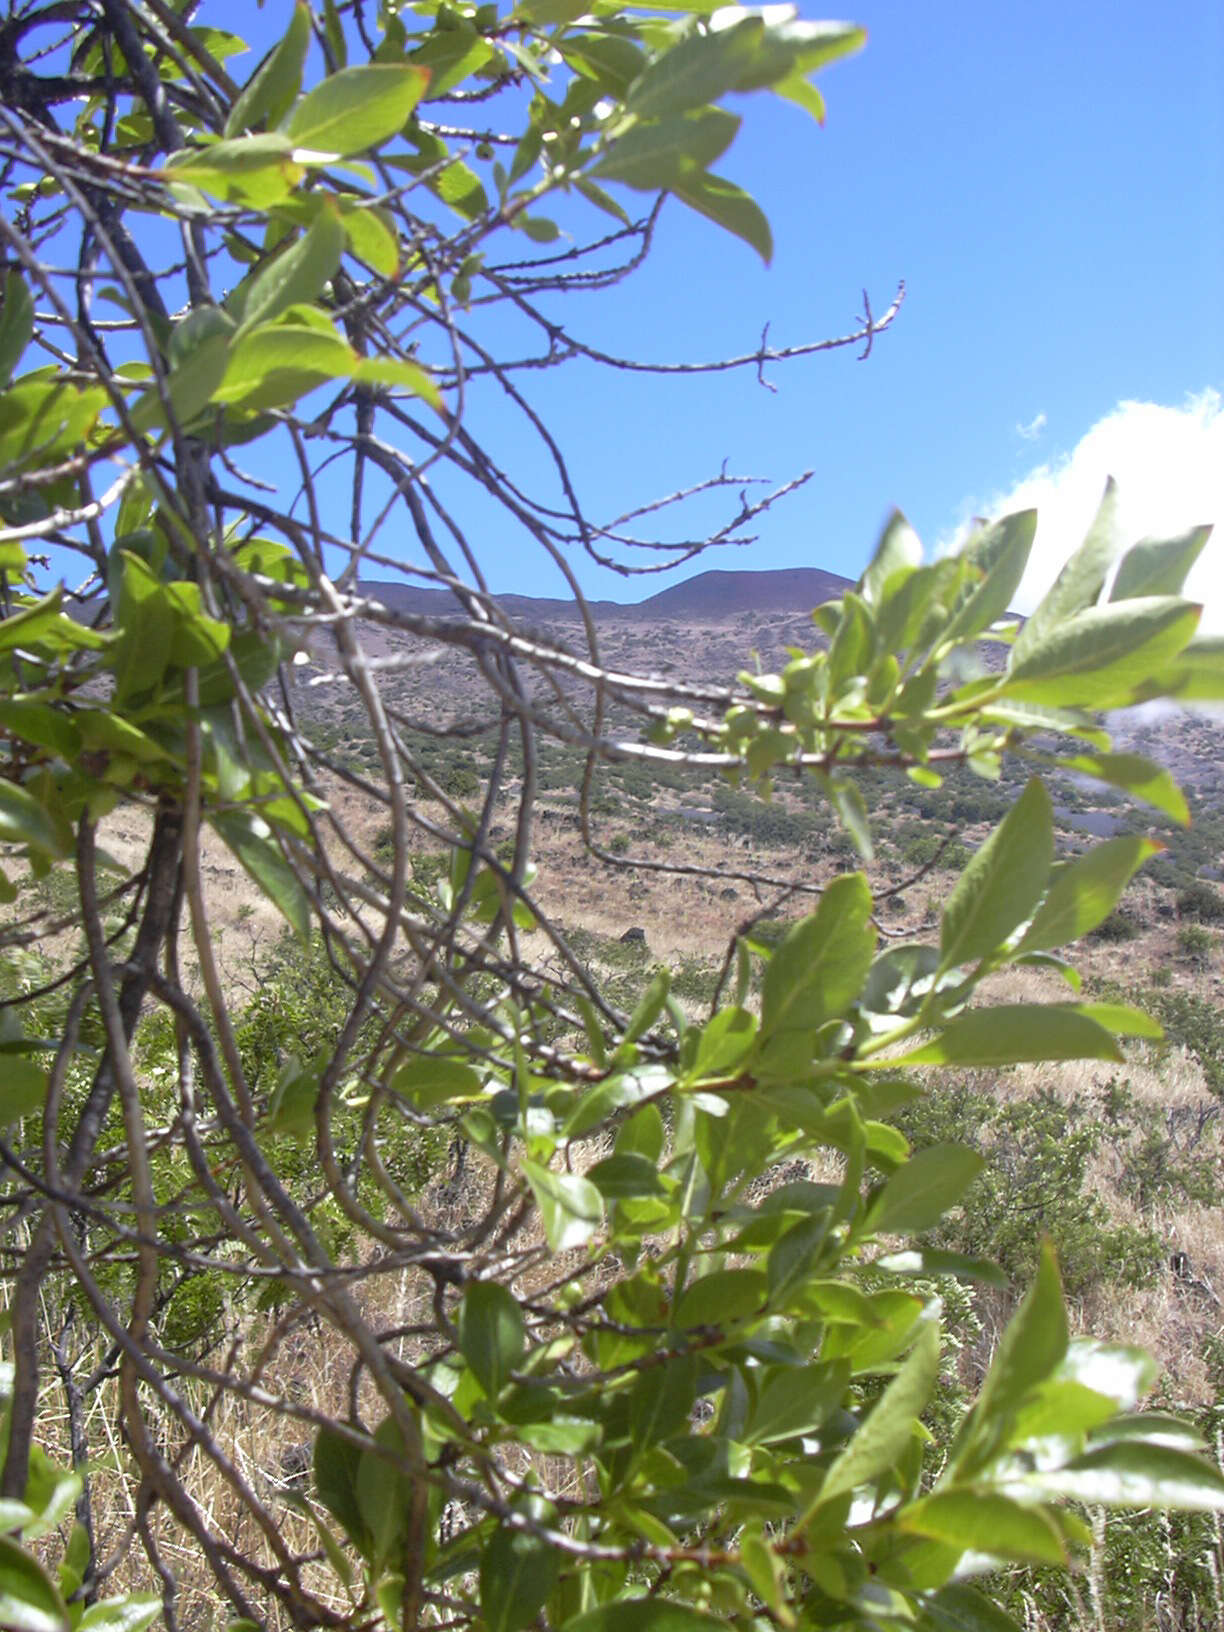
[
  {"left": 858, "top": 510, "right": 923, "bottom": 607},
  {"left": 875, "top": 1247, "right": 1007, "bottom": 1286},
  {"left": 1017, "top": 835, "right": 1161, "bottom": 953},
  {"left": 313, "top": 1426, "right": 370, "bottom": 1556},
  {"left": 225, "top": 2, "right": 311, "bottom": 135},
  {"left": 732, "top": 17, "right": 865, "bottom": 91},
  {"left": 951, "top": 1244, "right": 1066, "bottom": 1478},
  {"left": 814, "top": 1317, "right": 939, "bottom": 1505},
  {"left": 0, "top": 1058, "right": 47, "bottom": 1124},
  {"left": 673, "top": 1267, "right": 765, "bottom": 1328},
  {"left": 1011, "top": 478, "right": 1121, "bottom": 664},
  {"left": 888, "top": 1004, "right": 1123, "bottom": 1068},
  {"left": 900, "top": 1491, "right": 1066, "bottom": 1565},
  {"left": 521, "top": 1159, "right": 602, "bottom": 1250},
  {"left": 163, "top": 133, "right": 302, "bottom": 205},
  {"left": 625, "top": 19, "right": 764, "bottom": 117},
  {"left": 212, "top": 322, "right": 354, "bottom": 411},
  {"left": 1111, "top": 525, "right": 1211, "bottom": 600},
  {"left": 922, "top": 1583, "right": 1025, "bottom": 1632},
  {"left": 0, "top": 781, "right": 73, "bottom": 860},
  {"left": 77, "top": 1595, "right": 161, "bottom": 1632},
  {"left": 591, "top": 107, "right": 739, "bottom": 189},
  {"left": 0, "top": 701, "right": 81, "bottom": 760},
  {"left": 458, "top": 1281, "right": 525, "bottom": 1398},
  {"left": 588, "top": 1153, "right": 665, "bottom": 1200},
  {"left": 0, "top": 1537, "right": 69, "bottom": 1632},
  {"left": 745, "top": 1362, "right": 846, "bottom": 1445},
  {"left": 866, "top": 1144, "right": 983, "bottom": 1236},
  {"left": 1017, "top": 1442, "right": 1224, "bottom": 1510},
  {"left": 230, "top": 209, "right": 346, "bottom": 333},
  {"left": 939, "top": 778, "right": 1052, "bottom": 971},
  {"left": 1050, "top": 751, "right": 1188, "bottom": 825},
  {"left": 211, "top": 811, "right": 309, "bottom": 942},
  {"left": 480, "top": 1526, "right": 558, "bottom": 1632},
  {"left": 287, "top": 65, "right": 429, "bottom": 156},
  {"left": 564, "top": 1603, "right": 726, "bottom": 1632},
  {"left": 671, "top": 171, "right": 772, "bottom": 262},
  {"left": 941, "top": 509, "right": 1036, "bottom": 644},
  {"left": 339, "top": 202, "right": 400, "bottom": 277},
  {"left": 1005, "top": 597, "right": 1201, "bottom": 708},
  {"left": 389, "top": 1055, "right": 482, "bottom": 1108},
  {"left": 761, "top": 872, "right": 874, "bottom": 1041},
  {"left": 355, "top": 1417, "right": 418, "bottom": 1572},
  {"left": 629, "top": 1352, "right": 697, "bottom": 1448},
  {"left": 0, "top": 271, "right": 34, "bottom": 389},
  {"left": 685, "top": 1006, "right": 756, "bottom": 1082}
]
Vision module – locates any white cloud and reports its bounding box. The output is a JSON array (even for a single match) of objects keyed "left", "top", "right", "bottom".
[
  {"left": 1016, "top": 411, "right": 1047, "bottom": 441},
  {"left": 946, "top": 388, "right": 1224, "bottom": 630}
]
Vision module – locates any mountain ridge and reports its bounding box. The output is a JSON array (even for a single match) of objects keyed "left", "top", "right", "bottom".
[{"left": 357, "top": 565, "right": 856, "bottom": 623}]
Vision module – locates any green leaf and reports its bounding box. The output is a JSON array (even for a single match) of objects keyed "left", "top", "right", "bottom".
[
  {"left": 922, "top": 1584, "right": 1025, "bottom": 1632},
  {"left": 131, "top": 309, "right": 234, "bottom": 435},
  {"left": 673, "top": 1267, "right": 765, "bottom": 1328},
  {"left": 951, "top": 1244, "right": 1067, "bottom": 1478},
  {"left": 163, "top": 133, "right": 302, "bottom": 206},
  {"left": 812, "top": 1317, "right": 939, "bottom": 1506},
  {"left": 212, "top": 320, "right": 355, "bottom": 411},
  {"left": 563, "top": 1604, "right": 726, "bottom": 1632},
  {"left": 389, "top": 1055, "right": 482, "bottom": 1108},
  {"left": 339, "top": 202, "right": 400, "bottom": 277},
  {"left": 0, "top": 590, "right": 67, "bottom": 654},
  {"left": 939, "top": 779, "right": 1052, "bottom": 971},
  {"left": 941, "top": 510, "right": 1036, "bottom": 644},
  {"left": 352, "top": 355, "right": 442, "bottom": 411},
  {"left": 875, "top": 1247, "right": 1007, "bottom": 1286},
  {"left": 1016, "top": 1442, "right": 1224, "bottom": 1511},
  {"left": 685, "top": 1006, "right": 756, "bottom": 1082},
  {"left": 210, "top": 811, "right": 309, "bottom": 943},
  {"left": 1111, "top": 525, "right": 1211, "bottom": 600},
  {"left": 1017, "top": 835, "right": 1161, "bottom": 953},
  {"left": 745, "top": 1362, "right": 847, "bottom": 1445},
  {"left": 521, "top": 1159, "right": 602, "bottom": 1250},
  {"left": 0, "top": 782, "right": 72, "bottom": 860},
  {"left": 225, "top": 3, "right": 311, "bottom": 135},
  {"left": 1005, "top": 597, "right": 1202, "bottom": 708},
  {"left": 591, "top": 107, "right": 739, "bottom": 189},
  {"left": 0, "top": 271, "right": 34, "bottom": 390},
  {"left": 230, "top": 209, "right": 346, "bottom": 334},
  {"left": 480, "top": 1526, "right": 558, "bottom": 1632},
  {"left": 628, "top": 1353, "right": 697, "bottom": 1448},
  {"left": 0, "top": 701, "right": 81, "bottom": 760},
  {"left": 1049, "top": 751, "right": 1188, "bottom": 825},
  {"left": 625, "top": 19, "right": 765, "bottom": 117},
  {"left": 670, "top": 171, "right": 772, "bottom": 263},
  {"left": 0, "top": 1058, "right": 47, "bottom": 1124},
  {"left": 355, "top": 1418, "right": 417, "bottom": 1573},
  {"left": 888, "top": 1005, "right": 1123, "bottom": 1068},
  {"left": 732, "top": 17, "right": 865, "bottom": 92},
  {"left": 900, "top": 1491, "right": 1066, "bottom": 1565},
  {"left": 587, "top": 1153, "right": 665, "bottom": 1200},
  {"left": 761, "top": 873, "right": 875, "bottom": 1040},
  {"left": 313, "top": 1426, "right": 370, "bottom": 1556},
  {"left": 858, "top": 510, "right": 923, "bottom": 608},
  {"left": 287, "top": 65, "right": 429, "bottom": 156},
  {"left": 1143, "top": 634, "right": 1224, "bottom": 702},
  {"left": 77, "top": 1595, "right": 162, "bottom": 1632},
  {"left": 866, "top": 1144, "right": 984, "bottom": 1236},
  {"left": 457, "top": 1282, "right": 525, "bottom": 1399},
  {"left": 0, "top": 1535, "right": 69, "bottom": 1632},
  {"left": 1011, "top": 478, "right": 1121, "bottom": 664}
]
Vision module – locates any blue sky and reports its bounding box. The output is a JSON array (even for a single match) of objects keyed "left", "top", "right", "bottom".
[
  {"left": 22, "top": 3, "right": 1221, "bottom": 615},
  {"left": 467, "top": 0, "right": 1224, "bottom": 608}
]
